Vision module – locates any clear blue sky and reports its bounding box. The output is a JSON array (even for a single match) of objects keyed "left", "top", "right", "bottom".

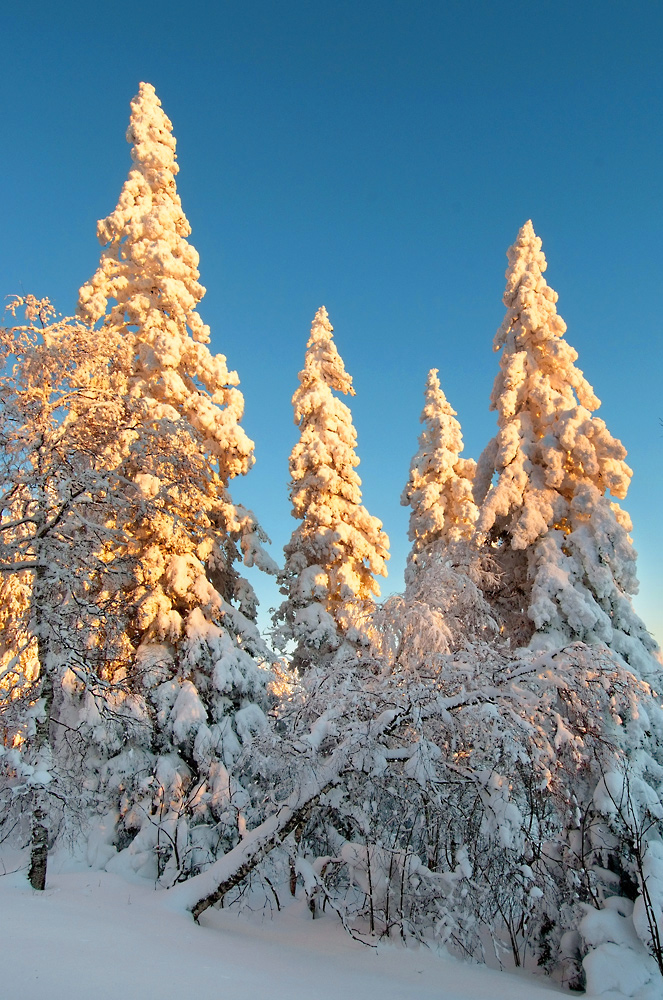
[{"left": 4, "top": 1, "right": 662, "bottom": 643}]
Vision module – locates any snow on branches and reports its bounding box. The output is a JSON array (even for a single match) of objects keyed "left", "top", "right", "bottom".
[
  {"left": 73, "top": 85, "right": 279, "bottom": 885},
  {"left": 76, "top": 82, "right": 276, "bottom": 630},
  {"left": 3, "top": 78, "right": 663, "bottom": 994}
]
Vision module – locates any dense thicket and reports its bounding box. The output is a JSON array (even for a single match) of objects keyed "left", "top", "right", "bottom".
[{"left": 1, "top": 84, "right": 661, "bottom": 998}]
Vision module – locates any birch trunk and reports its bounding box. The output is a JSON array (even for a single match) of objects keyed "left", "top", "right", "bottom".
[
  {"left": 27, "top": 560, "right": 54, "bottom": 891},
  {"left": 27, "top": 666, "right": 53, "bottom": 890}
]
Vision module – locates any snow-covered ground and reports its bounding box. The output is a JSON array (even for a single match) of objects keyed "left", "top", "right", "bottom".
[{"left": 1, "top": 853, "right": 588, "bottom": 1000}]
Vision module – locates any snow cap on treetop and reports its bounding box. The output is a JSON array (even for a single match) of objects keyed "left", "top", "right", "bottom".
[
  {"left": 296, "top": 306, "right": 355, "bottom": 404},
  {"left": 126, "top": 83, "right": 179, "bottom": 179},
  {"left": 518, "top": 219, "right": 537, "bottom": 243}
]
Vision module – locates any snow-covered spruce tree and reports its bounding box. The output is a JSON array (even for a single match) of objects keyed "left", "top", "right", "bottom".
[
  {"left": 474, "top": 220, "right": 659, "bottom": 678},
  {"left": 470, "top": 222, "right": 663, "bottom": 988},
  {"left": 76, "top": 82, "right": 278, "bottom": 883},
  {"left": 78, "top": 82, "right": 254, "bottom": 491},
  {"left": 275, "top": 306, "right": 389, "bottom": 666},
  {"left": 402, "top": 367, "right": 478, "bottom": 561},
  {"left": 381, "top": 367, "right": 490, "bottom": 663}
]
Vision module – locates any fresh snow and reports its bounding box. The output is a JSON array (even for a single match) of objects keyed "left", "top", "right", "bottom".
[{"left": 1, "top": 854, "right": 573, "bottom": 1000}]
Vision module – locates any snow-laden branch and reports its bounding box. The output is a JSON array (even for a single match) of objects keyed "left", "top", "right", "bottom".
[
  {"left": 0, "top": 560, "right": 38, "bottom": 573},
  {"left": 168, "top": 708, "right": 402, "bottom": 920}
]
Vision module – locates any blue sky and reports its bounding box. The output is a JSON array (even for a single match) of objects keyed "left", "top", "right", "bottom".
[{"left": 4, "top": 1, "right": 662, "bottom": 642}]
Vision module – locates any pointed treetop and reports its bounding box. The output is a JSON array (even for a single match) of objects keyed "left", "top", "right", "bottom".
[
  {"left": 491, "top": 221, "right": 601, "bottom": 418},
  {"left": 517, "top": 218, "right": 537, "bottom": 242},
  {"left": 310, "top": 305, "right": 331, "bottom": 334},
  {"left": 423, "top": 368, "right": 452, "bottom": 414},
  {"left": 77, "top": 83, "right": 254, "bottom": 479},
  {"left": 78, "top": 80, "right": 203, "bottom": 336},
  {"left": 295, "top": 306, "right": 354, "bottom": 413},
  {"left": 126, "top": 82, "right": 179, "bottom": 179},
  {"left": 414, "top": 369, "right": 463, "bottom": 466}
]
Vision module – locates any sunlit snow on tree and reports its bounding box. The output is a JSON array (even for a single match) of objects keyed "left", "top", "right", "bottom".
[
  {"left": 74, "top": 83, "right": 278, "bottom": 883},
  {"left": 276, "top": 306, "right": 389, "bottom": 662},
  {"left": 401, "top": 367, "right": 478, "bottom": 582},
  {"left": 474, "top": 221, "right": 659, "bottom": 678},
  {"left": 78, "top": 82, "right": 253, "bottom": 481},
  {"left": 2, "top": 78, "right": 663, "bottom": 995}
]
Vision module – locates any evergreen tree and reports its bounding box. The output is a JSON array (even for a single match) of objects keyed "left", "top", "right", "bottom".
[
  {"left": 402, "top": 367, "right": 477, "bottom": 575},
  {"left": 77, "top": 83, "right": 252, "bottom": 485},
  {"left": 75, "top": 83, "right": 277, "bottom": 881},
  {"left": 474, "top": 221, "right": 659, "bottom": 677},
  {"left": 379, "top": 369, "right": 486, "bottom": 663},
  {"left": 276, "top": 306, "right": 389, "bottom": 660},
  {"left": 402, "top": 368, "right": 477, "bottom": 557}
]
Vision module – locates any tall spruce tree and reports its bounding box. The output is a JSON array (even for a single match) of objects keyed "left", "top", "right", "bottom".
[
  {"left": 78, "top": 82, "right": 254, "bottom": 485},
  {"left": 276, "top": 307, "right": 389, "bottom": 661},
  {"left": 474, "top": 220, "right": 659, "bottom": 676},
  {"left": 74, "top": 82, "right": 277, "bottom": 881}
]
